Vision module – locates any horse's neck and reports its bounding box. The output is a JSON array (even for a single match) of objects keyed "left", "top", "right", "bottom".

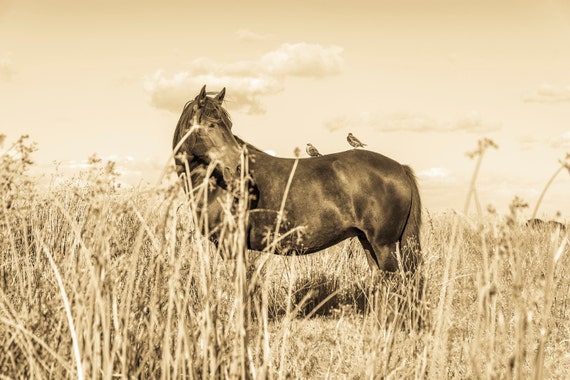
[{"left": 188, "top": 159, "right": 218, "bottom": 187}]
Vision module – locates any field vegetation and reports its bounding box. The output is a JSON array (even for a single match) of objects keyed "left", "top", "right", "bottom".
[{"left": 1, "top": 135, "right": 569, "bottom": 378}]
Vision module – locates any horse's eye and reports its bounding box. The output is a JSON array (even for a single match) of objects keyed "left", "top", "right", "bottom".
[{"left": 208, "top": 123, "right": 215, "bottom": 129}]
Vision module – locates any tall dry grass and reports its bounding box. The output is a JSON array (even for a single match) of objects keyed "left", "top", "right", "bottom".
[{"left": 1, "top": 135, "right": 569, "bottom": 378}]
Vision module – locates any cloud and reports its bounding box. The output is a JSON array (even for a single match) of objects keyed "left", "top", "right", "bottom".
[
  {"left": 524, "top": 83, "right": 570, "bottom": 104},
  {"left": 515, "top": 131, "right": 570, "bottom": 151},
  {"left": 236, "top": 29, "right": 273, "bottom": 42},
  {"left": 145, "top": 71, "right": 283, "bottom": 114},
  {"left": 260, "top": 43, "right": 344, "bottom": 77},
  {"left": 454, "top": 112, "right": 501, "bottom": 133},
  {"left": 418, "top": 167, "right": 451, "bottom": 179},
  {"left": 324, "top": 112, "right": 441, "bottom": 133},
  {"left": 382, "top": 112, "right": 442, "bottom": 133},
  {"left": 550, "top": 130, "right": 570, "bottom": 150},
  {"left": 517, "top": 134, "right": 542, "bottom": 151},
  {"left": 0, "top": 52, "right": 15, "bottom": 81},
  {"left": 145, "top": 42, "right": 345, "bottom": 114},
  {"left": 324, "top": 111, "right": 501, "bottom": 134},
  {"left": 46, "top": 154, "right": 166, "bottom": 188}
]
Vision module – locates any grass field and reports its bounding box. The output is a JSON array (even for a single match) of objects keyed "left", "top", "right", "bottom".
[{"left": 1, "top": 136, "right": 569, "bottom": 378}]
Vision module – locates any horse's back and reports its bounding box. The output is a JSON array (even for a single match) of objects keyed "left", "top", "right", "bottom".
[{"left": 247, "top": 149, "right": 414, "bottom": 252}]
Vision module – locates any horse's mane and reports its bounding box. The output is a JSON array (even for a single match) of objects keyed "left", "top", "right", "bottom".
[{"left": 233, "top": 135, "right": 265, "bottom": 154}]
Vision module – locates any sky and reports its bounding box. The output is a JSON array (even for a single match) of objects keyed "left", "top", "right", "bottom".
[{"left": 1, "top": 0, "right": 570, "bottom": 216}]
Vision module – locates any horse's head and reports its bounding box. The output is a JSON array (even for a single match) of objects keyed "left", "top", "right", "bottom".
[{"left": 173, "top": 85, "right": 242, "bottom": 186}]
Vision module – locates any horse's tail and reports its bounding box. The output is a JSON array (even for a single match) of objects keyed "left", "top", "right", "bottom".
[{"left": 400, "top": 165, "right": 422, "bottom": 273}]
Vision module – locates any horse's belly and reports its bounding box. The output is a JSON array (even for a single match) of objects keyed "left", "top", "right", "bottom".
[
  {"left": 247, "top": 214, "right": 351, "bottom": 254},
  {"left": 247, "top": 221, "right": 307, "bottom": 254}
]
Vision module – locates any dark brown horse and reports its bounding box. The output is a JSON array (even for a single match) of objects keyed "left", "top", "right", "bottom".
[
  {"left": 173, "top": 86, "right": 422, "bottom": 273},
  {"left": 525, "top": 218, "right": 567, "bottom": 232}
]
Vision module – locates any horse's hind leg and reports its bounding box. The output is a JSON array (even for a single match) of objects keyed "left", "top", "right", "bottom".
[
  {"left": 360, "top": 235, "right": 425, "bottom": 329},
  {"left": 357, "top": 236, "right": 378, "bottom": 271},
  {"left": 357, "top": 235, "right": 397, "bottom": 272},
  {"left": 371, "top": 236, "right": 426, "bottom": 328}
]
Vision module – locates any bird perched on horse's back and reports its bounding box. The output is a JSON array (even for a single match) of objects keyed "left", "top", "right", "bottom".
[
  {"left": 347, "top": 133, "right": 367, "bottom": 148},
  {"left": 306, "top": 143, "right": 323, "bottom": 157}
]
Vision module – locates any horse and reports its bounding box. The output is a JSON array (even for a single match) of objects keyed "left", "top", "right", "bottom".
[
  {"left": 172, "top": 85, "right": 422, "bottom": 273},
  {"left": 525, "top": 218, "right": 567, "bottom": 232}
]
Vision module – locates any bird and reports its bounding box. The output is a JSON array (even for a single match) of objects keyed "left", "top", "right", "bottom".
[
  {"left": 347, "top": 133, "right": 367, "bottom": 148},
  {"left": 306, "top": 143, "right": 322, "bottom": 157}
]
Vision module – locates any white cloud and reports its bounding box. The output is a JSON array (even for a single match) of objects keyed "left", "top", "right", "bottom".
[
  {"left": 550, "top": 130, "right": 570, "bottom": 149},
  {"left": 145, "top": 71, "right": 283, "bottom": 114},
  {"left": 145, "top": 42, "right": 345, "bottom": 114},
  {"left": 43, "top": 155, "right": 166, "bottom": 189},
  {"left": 419, "top": 167, "right": 450, "bottom": 179},
  {"left": 382, "top": 112, "right": 441, "bottom": 132},
  {"left": 260, "top": 43, "right": 344, "bottom": 77},
  {"left": 516, "top": 132, "right": 570, "bottom": 152},
  {"left": 324, "top": 111, "right": 501, "bottom": 134},
  {"left": 454, "top": 111, "right": 500, "bottom": 133},
  {"left": 517, "top": 134, "right": 542, "bottom": 151},
  {"left": 524, "top": 83, "right": 570, "bottom": 104},
  {"left": 324, "top": 112, "right": 381, "bottom": 132},
  {"left": 236, "top": 29, "right": 273, "bottom": 42},
  {"left": 143, "top": 71, "right": 192, "bottom": 112}
]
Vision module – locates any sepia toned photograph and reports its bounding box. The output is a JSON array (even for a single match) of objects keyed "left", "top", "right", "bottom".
[{"left": 1, "top": 0, "right": 569, "bottom": 378}]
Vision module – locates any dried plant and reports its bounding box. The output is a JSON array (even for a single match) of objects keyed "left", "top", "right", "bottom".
[
  {"left": 1, "top": 135, "right": 569, "bottom": 379},
  {"left": 464, "top": 137, "right": 498, "bottom": 216}
]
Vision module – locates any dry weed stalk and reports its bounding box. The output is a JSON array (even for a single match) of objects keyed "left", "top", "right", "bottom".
[
  {"left": 2, "top": 134, "right": 570, "bottom": 378},
  {"left": 464, "top": 137, "right": 498, "bottom": 216},
  {"left": 531, "top": 152, "right": 570, "bottom": 219}
]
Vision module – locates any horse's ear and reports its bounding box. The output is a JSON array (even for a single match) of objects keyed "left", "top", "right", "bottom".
[
  {"left": 197, "top": 85, "right": 207, "bottom": 100},
  {"left": 214, "top": 87, "right": 226, "bottom": 103}
]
